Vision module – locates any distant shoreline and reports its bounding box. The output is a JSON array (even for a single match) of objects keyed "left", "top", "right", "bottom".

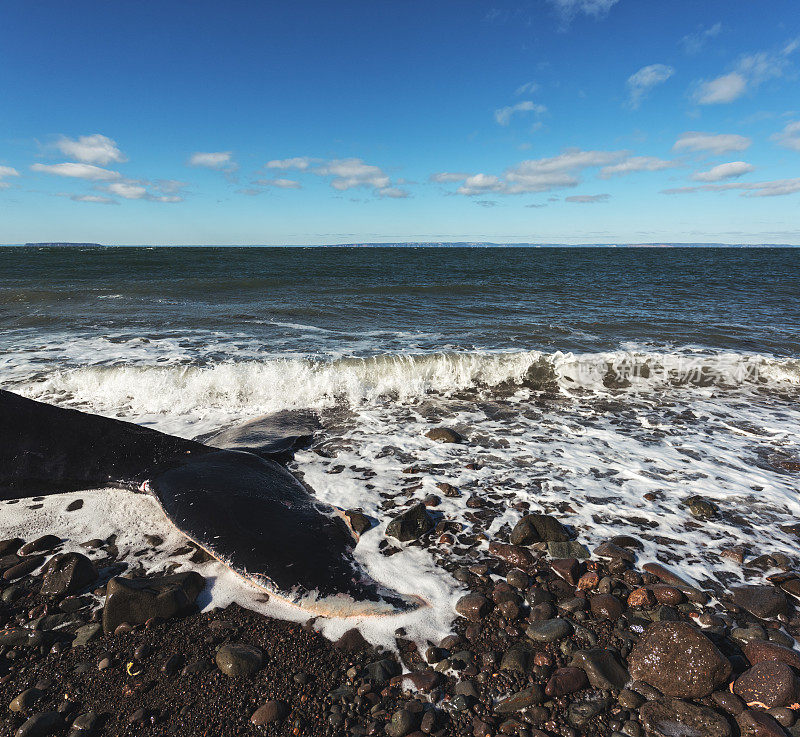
[{"left": 6, "top": 242, "right": 800, "bottom": 248}]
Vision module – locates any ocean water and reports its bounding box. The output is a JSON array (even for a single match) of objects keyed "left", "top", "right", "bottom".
[{"left": 2, "top": 245, "right": 800, "bottom": 641}]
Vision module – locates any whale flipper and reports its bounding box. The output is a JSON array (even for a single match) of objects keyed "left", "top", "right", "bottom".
[{"left": 150, "top": 450, "right": 413, "bottom": 613}]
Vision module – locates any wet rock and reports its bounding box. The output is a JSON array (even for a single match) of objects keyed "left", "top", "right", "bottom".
[
  {"left": 684, "top": 495, "right": 719, "bottom": 519},
  {"left": 2, "top": 583, "right": 25, "bottom": 603},
  {"left": 526, "top": 618, "right": 573, "bottom": 643},
  {"left": 403, "top": 670, "right": 442, "bottom": 692},
  {"left": 14, "top": 711, "right": 63, "bottom": 737},
  {"left": 651, "top": 585, "right": 684, "bottom": 605},
  {"left": 628, "top": 587, "right": 657, "bottom": 608},
  {"left": 425, "top": 427, "right": 462, "bottom": 443},
  {"left": 215, "top": 643, "right": 264, "bottom": 677},
  {"left": 19, "top": 535, "right": 60, "bottom": 556},
  {"left": 251, "top": 700, "right": 289, "bottom": 725},
  {"left": 489, "top": 541, "right": 534, "bottom": 567},
  {"left": 494, "top": 685, "right": 544, "bottom": 713},
  {"left": 547, "top": 541, "right": 590, "bottom": 559},
  {"left": 386, "top": 503, "right": 433, "bottom": 542},
  {"left": 10, "top": 688, "right": 43, "bottom": 713},
  {"left": 71, "top": 623, "right": 101, "bottom": 649},
  {"left": 436, "top": 482, "right": 460, "bottom": 497},
  {"left": 712, "top": 691, "right": 745, "bottom": 715},
  {"left": 639, "top": 699, "right": 731, "bottom": 737},
  {"left": 500, "top": 646, "right": 531, "bottom": 673},
  {"left": 737, "top": 709, "right": 787, "bottom": 737},
  {"left": 510, "top": 514, "right": 571, "bottom": 545},
  {"left": 595, "top": 541, "right": 636, "bottom": 564},
  {"left": 734, "top": 662, "right": 800, "bottom": 708},
  {"left": 344, "top": 510, "right": 372, "bottom": 535},
  {"left": 40, "top": 553, "right": 97, "bottom": 597},
  {"left": 386, "top": 708, "right": 419, "bottom": 737},
  {"left": 364, "top": 658, "right": 401, "bottom": 684},
  {"left": 641, "top": 563, "right": 705, "bottom": 601},
  {"left": 334, "top": 628, "right": 369, "bottom": 652},
  {"left": 628, "top": 621, "right": 732, "bottom": 698},
  {"left": 570, "top": 648, "right": 629, "bottom": 690},
  {"left": 590, "top": 594, "right": 624, "bottom": 620},
  {"left": 545, "top": 667, "right": 588, "bottom": 696},
  {"left": 731, "top": 585, "right": 789, "bottom": 619},
  {"left": 766, "top": 707, "right": 795, "bottom": 728},
  {"left": 70, "top": 711, "right": 98, "bottom": 732},
  {"left": 0, "top": 537, "right": 23, "bottom": 556},
  {"left": 101, "top": 571, "right": 204, "bottom": 633},
  {"left": 3, "top": 555, "right": 45, "bottom": 581},
  {"left": 455, "top": 593, "right": 493, "bottom": 622},
  {"left": 744, "top": 640, "right": 800, "bottom": 670},
  {"left": 567, "top": 694, "right": 610, "bottom": 728},
  {"left": 551, "top": 558, "right": 580, "bottom": 584}
]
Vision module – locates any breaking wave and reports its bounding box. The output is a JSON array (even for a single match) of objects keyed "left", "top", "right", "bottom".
[{"left": 8, "top": 349, "right": 800, "bottom": 419}]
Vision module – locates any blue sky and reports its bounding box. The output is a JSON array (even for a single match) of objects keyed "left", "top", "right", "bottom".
[{"left": 1, "top": 0, "right": 798, "bottom": 244}]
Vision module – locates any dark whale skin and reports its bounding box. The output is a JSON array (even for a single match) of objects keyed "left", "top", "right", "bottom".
[
  {"left": 0, "top": 389, "right": 209, "bottom": 498},
  {"left": 149, "top": 450, "right": 401, "bottom": 605}
]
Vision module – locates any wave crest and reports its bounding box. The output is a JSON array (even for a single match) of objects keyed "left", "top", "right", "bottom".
[{"left": 9, "top": 350, "right": 799, "bottom": 418}]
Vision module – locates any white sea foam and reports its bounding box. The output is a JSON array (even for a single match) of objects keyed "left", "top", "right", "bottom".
[{"left": 3, "top": 347, "right": 800, "bottom": 649}]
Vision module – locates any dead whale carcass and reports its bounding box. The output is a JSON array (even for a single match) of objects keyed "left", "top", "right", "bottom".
[{"left": 0, "top": 390, "right": 416, "bottom": 615}]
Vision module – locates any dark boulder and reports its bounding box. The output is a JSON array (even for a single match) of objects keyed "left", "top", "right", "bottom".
[
  {"left": 734, "top": 662, "right": 800, "bottom": 709},
  {"left": 639, "top": 699, "right": 731, "bottom": 737},
  {"left": 731, "top": 585, "right": 789, "bottom": 620},
  {"left": 424, "top": 427, "right": 462, "bottom": 443},
  {"left": 101, "top": 571, "right": 204, "bottom": 633},
  {"left": 215, "top": 643, "right": 264, "bottom": 677},
  {"left": 40, "top": 552, "right": 97, "bottom": 597},
  {"left": 510, "top": 513, "right": 571, "bottom": 545},
  {"left": 385, "top": 503, "right": 433, "bottom": 542},
  {"left": 628, "top": 621, "right": 732, "bottom": 698}
]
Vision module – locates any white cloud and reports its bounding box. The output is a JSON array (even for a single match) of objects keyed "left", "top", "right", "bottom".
[
  {"left": 154, "top": 179, "right": 188, "bottom": 195},
  {"left": 515, "top": 81, "right": 539, "bottom": 96},
  {"left": 673, "top": 131, "right": 751, "bottom": 155},
  {"left": 378, "top": 187, "right": 409, "bottom": 199},
  {"left": 694, "top": 38, "right": 799, "bottom": 105},
  {"left": 314, "top": 158, "right": 391, "bottom": 192},
  {"left": 0, "top": 165, "right": 19, "bottom": 188},
  {"left": 188, "top": 151, "right": 237, "bottom": 170},
  {"left": 31, "top": 162, "right": 121, "bottom": 181},
  {"left": 627, "top": 64, "right": 674, "bottom": 108},
  {"left": 681, "top": 22, "right": 722, "bottom": 55},
  {"left": 96, "top": 178, "right": 185, "bottom": 203},
  {"left": 547, "top": 0, "right": 619, "bottom": 20},
  {"left": 65, "top": 193, "right": 117, "bottom": 204},
  {"left": 55, "top": 134, "right": 127, "bottom": 165},
  {"left": 457, "top": 174, "right": 504, "bottom": 195},
  {"left": 454, "top": 148, "right": 628, "bottom": 196},
  {"left": 694, "top": 72, "right": 747, "bottom": 104},
  {"left": 429, "top": 172, "right": 470, "bottom": 183},
  {"left": 254, "top": 178, "right": 302, "bottom": 189},
  {"left": 771, "top": 120, "right": 800, "bottom": 151},
  {"left": 494, "top": 101, "right": 547, "bottom": 126},
  {"left": 691, "top": 161, "right": 755, "bottom": 182},
  {"left": 662, "top": 178, "right": 800, "bottom": 197},
  {"left": 265, "top": 157, "right": 317, "bottom": 170},
  {"left": 107, "top": 181, "right": 148, "bottom": 199},
  {"left": 565, "top": 193, "right": 610, "bottom": 203},
  {"left": 260, "top": 155, "right": 406, "bottom": 198},
  {"left": 599, "top": 156, "right": 675, "bottom": 178}
]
